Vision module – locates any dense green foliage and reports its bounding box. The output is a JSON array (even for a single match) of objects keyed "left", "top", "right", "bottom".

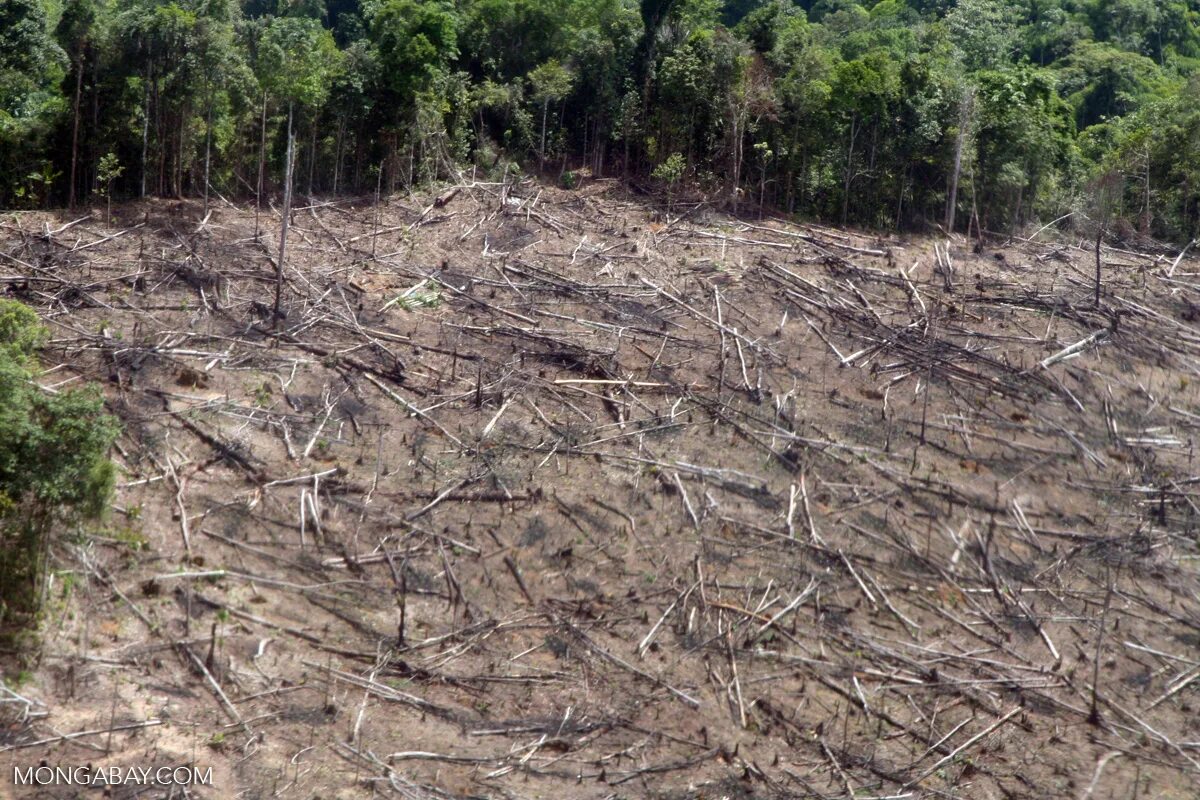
[
  {"left": 2, "top": 0, "right": 1199, "bottom": 239},
  {"left": 0, "top": 301, "right": 117, "bottom": 629}
]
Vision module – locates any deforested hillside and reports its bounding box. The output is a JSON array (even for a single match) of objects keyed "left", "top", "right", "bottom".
[{"left": 1, "top": 180, "right": 1199, "bottom": 798}]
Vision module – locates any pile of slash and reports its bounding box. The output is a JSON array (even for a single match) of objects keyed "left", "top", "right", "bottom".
[{"left": 1, "top": 177, "right": 1199, "bottom": 800}]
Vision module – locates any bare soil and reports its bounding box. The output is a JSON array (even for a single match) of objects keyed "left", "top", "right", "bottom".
[{"left": 1, "top": 178, "right": 1199, "bottom": 799}]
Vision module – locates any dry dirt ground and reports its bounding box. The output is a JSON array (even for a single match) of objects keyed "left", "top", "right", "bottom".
[{"left": 1, "top": 178, "right": 1199, "bottom": 800}]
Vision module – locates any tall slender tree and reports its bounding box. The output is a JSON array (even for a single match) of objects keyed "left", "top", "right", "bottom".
[{"left": 258, "top": 17, "right": 340, "bottom": 321}]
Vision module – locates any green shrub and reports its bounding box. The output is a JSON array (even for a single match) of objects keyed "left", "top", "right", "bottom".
[
  {"left": 0, "top": 301, "right": 46, "bottom": 364},
  {"left": 0, "top": 300, "right": 118, "bottom": 632},
  {"left": 653, "top": 153, "right": 687, "bottom": 213}
]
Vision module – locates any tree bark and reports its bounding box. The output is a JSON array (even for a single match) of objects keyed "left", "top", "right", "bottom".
[
  {"left": 540, "top": 99, "right": 549, "bottom": 166},
  {"left": 256, "top": 91, "right": 267, "bottom": 240},
  {"left": 154, "top": 73, "right": 164, "bottom": 195},
  {"left": 373, "top": 159, "right": 383, "bottom": 258},
  {"left": 730, "top": 96, "right": 743, "bottom": 213},
  {"left": 203, "top": 84, "right": 213, "bottom": 215},
  {"left": 174, "top": 107, "right": 184, "bottom": 198},
  {"left": 308, "top": 119, "right": 317, "bottom": 194},
  {"left": 841, "top": 115, "right": 858, "bottom": 225},
  {"left": 946, "top": 87, "right": 973, "bottom": 234},
  {"left": 332, "top": 117, "right": 344, "bottom": 195},
  {"left": 274, "top": 102, "right": 295, "bottom": 325},
  {"left": 1141, "top": 144, "right": 1152, "bottom": 233},
  {"left": 68, "top": 58, "right": 84, "bottom": 208},
  {"left": 141, "top": 72, "right": 150, "bottom": 198}
]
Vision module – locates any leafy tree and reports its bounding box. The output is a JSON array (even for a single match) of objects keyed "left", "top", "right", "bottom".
[
  {"left": 326, "top": 39, "right": 381, "bottom": 193},
  {"left": 528, "top": 60, "right": 574, "bottom": 165},
  {"left": 259, "top": 16, "right": 341, "bottom": 111},
  {"left": 564, "top": 0, "right": 640, "bottom": 175},
  {"left": 636, "top": 0, "right": 683, "bottom": 89},
  {"left": 1084, "top": 0, "right": 1200, "bottom": 64},
  {"left": 652, "top": 26, "right": 746, "bottom": 174},
  {"left": 735, "top": 0, "right": 803, "bottom": 53},
  {"left": 768, "top": 10, "right": 835, "bottom": 212},
  {"left": 259, "top": 16, "right": 341, "bottom": 318},
  {"left": 1056, "top": 41, "right": 1172, "bottom": 129},
  {"left": 830, "top": 51, "right": 902, "bottom": 222},
  {"left": 0, "top": 0, "right": 67, "bottom": 206},
  {"left": 1097, "top": 79, "right": 1200, "bottom": 241},
  {"left": 945, "top": 0, "right": 1020, "bottom": 72},
  {"left": 973, "top": 65, "right": 1075, "bottom": 230},
  {"left": 370, "top": 0, "right": 457, "bottom": 184},
  {"left": 460, "top": 0, "right": 566, "bottom": 83},
  {"left": 372, "top": 0, "right": 457, "bottom": 101},
  {"left": 652, "top": 151, "right": 686, "bottom": 211},
  {"left": 0, "top": 301, "right": 117, "bottom": 631},
  {"left": 97, "top": 152, "right": 123, "bottom": 223},
  {"left": 56, "top": 0, "right": 100, "bottom": 208},
  {"left": 1019, "top": 0, "right": 1092, "bottom": 67},
  {"left": 811, "top": 0, "right": 869, "bottom": 31}
]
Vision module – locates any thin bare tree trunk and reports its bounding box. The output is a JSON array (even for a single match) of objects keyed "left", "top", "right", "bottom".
[
  {"left": 842, "top": 116, "right": 857, "bottom": 225},
  {"left": 1141, "top": 144, "right": 1152, "bottom": 233},
  {"left": 332, "top": 118, "right": 344, "bottom": 195},
  {"left": 373, "top": 159, "right": 383, "bottom": 259},
  {"left": 730, "top": 100, "right": 743, "bottom": 214},
  {"left": 256, "top": 91, "right": 267, "bottom": 240},
  {"left": 274, "top": 102, "right": 295, "bottom": 325},
  {"left": 68, "top": 59, "right": 84, "bottom": 208},
  {"left": 308, "top": 120, "right": 317, "bottom": 194},
  {"left": 141, "top": 74, "right": 150, "bottom": 198},
  {"left": 540, "top": 99, "right": 549, "bottom": 167},
  {"left": 203, "top": 85, "right": 213, "bottom": 215},
  {"left": 946, "top": 88, "right": 973, "bottom": 234},
  {"left": 154, "top": 73, "right": 164, "bottom": 195},
  {"left": 175, "top": 109, "right": 184, "bottom": 198}
]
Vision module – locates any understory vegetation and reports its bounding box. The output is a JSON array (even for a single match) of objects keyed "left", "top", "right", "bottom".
[{"left": 1, "top": 0, "right": 1199, "bottom": 239}]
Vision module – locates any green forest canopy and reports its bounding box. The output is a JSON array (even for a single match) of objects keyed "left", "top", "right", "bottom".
[{"left": 2, "top": 0, "right": 1199, "bottom": 241}]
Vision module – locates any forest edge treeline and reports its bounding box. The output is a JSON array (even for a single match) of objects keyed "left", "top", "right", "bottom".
[{"left": 1, "top": 0, "right": 1199, "bottom": 242}]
